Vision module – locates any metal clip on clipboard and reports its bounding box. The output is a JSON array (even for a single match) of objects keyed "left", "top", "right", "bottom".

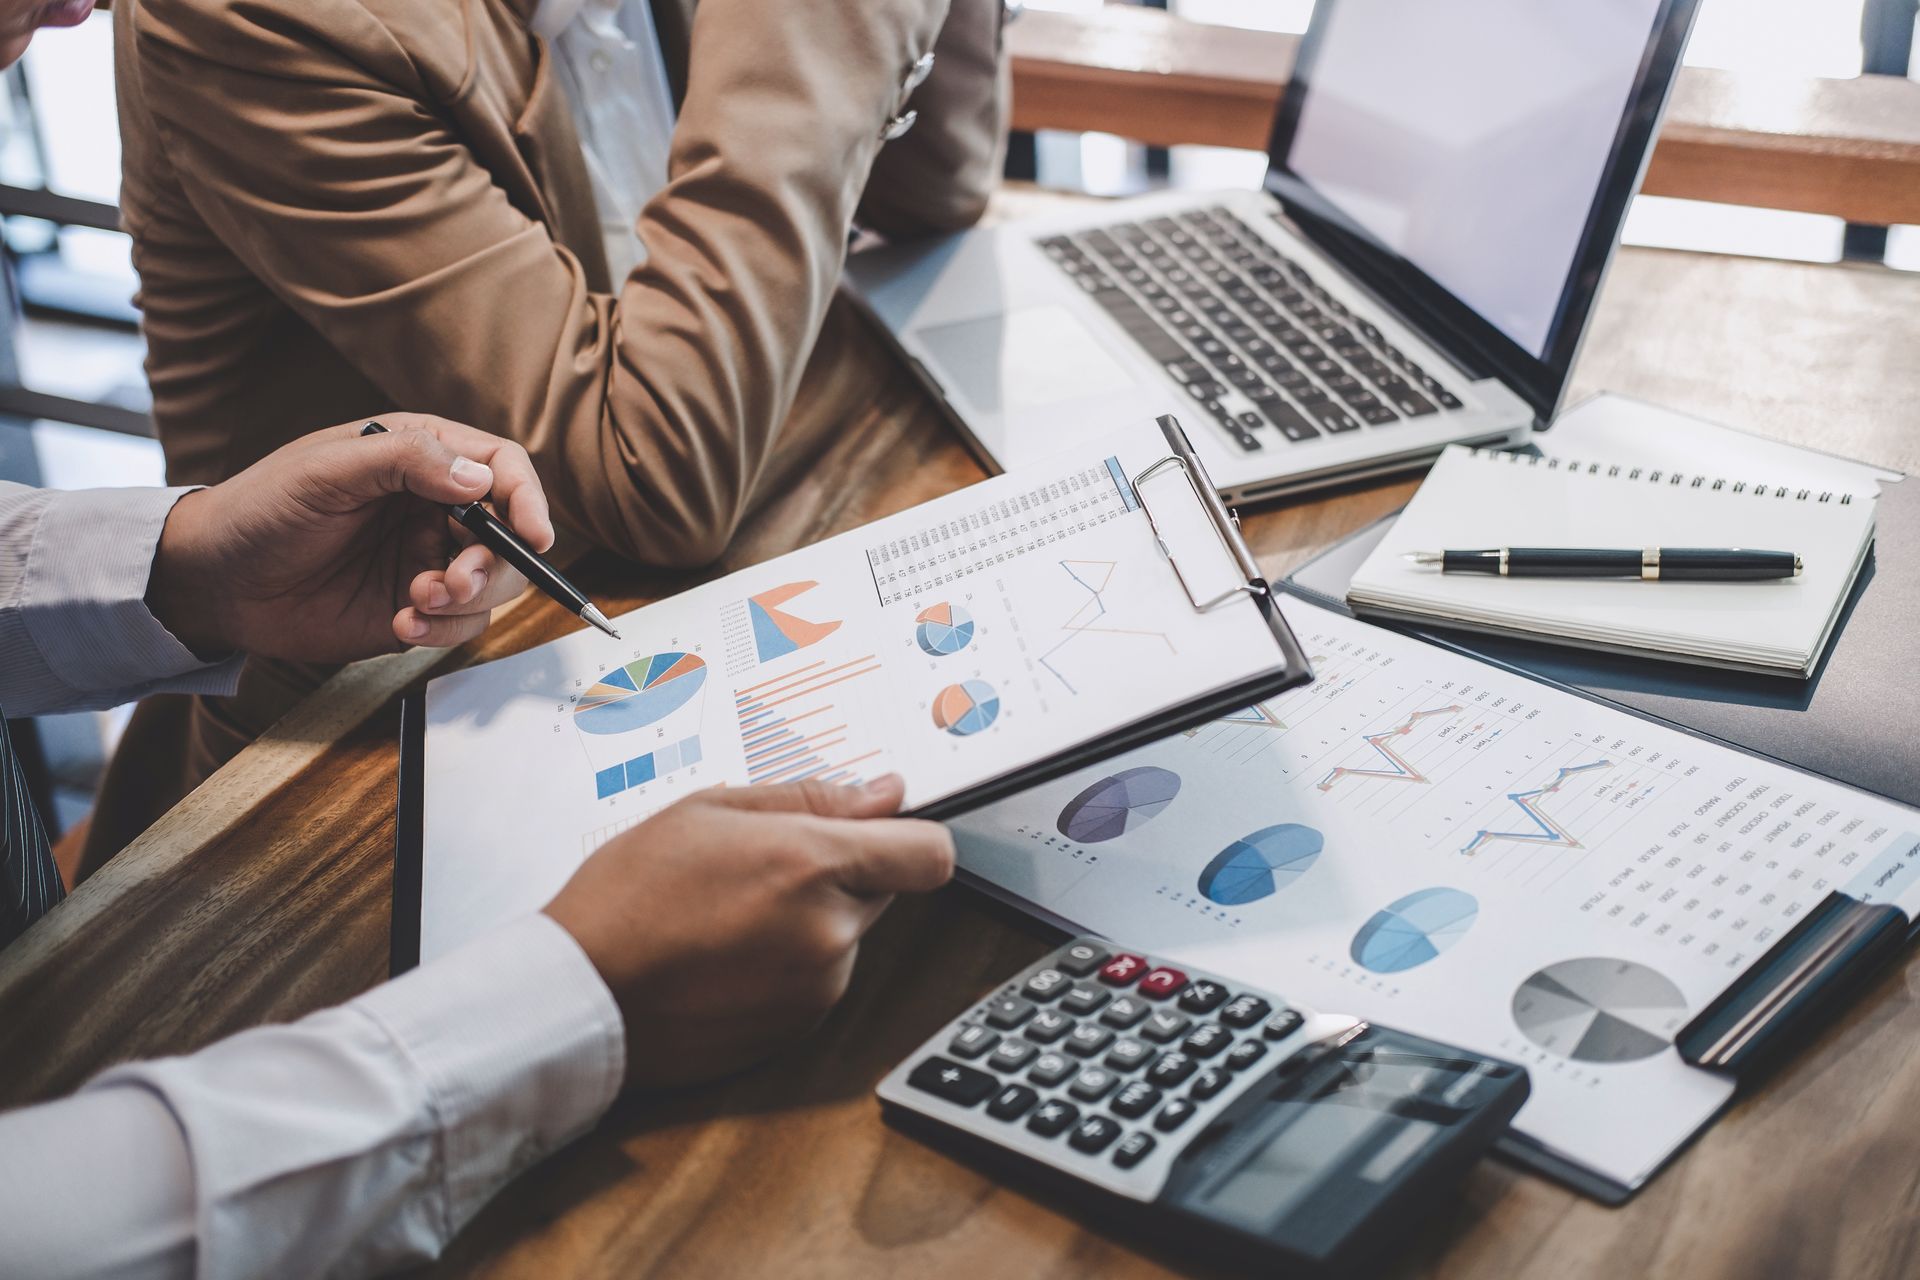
[{"left": 1132, "top": 414, "right": 1276, "bottom": 618}]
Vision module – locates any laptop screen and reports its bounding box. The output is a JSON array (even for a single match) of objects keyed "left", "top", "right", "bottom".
[{"left": 1265, "top": 0, "right": 1697, "bottom": 416}]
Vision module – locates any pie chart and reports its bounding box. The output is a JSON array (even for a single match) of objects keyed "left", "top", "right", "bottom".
[
  {"left": 1197, "top": 823, "right": 1323, "bottom": 906},
  {"left": 915, "top": 603, "right": 975, "bottom": 656},
  {"left": 1512, "top": 957, "right": 1688, "bottom": 1064},
  {"left": 574, "top": 652, "right": 708, "bottom": 736},
  {"left": 1056, "top": 766, "right": 1182, "bottom": 843},
  {"left": 933, "top": 680, "right": 1001, "bottom": 736},
  {"left": 1350, "top": 887, "right": 1479, "bottom": 973}
]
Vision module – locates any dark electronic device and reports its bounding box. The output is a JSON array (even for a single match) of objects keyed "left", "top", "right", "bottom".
[{"left": 877, "top": 936, "right": 1530, "bottom": 1274}]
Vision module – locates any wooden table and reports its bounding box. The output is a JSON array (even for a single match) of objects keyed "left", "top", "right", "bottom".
[{"left": 3, "top": 232, "right": 1919, "bottom": 1277}]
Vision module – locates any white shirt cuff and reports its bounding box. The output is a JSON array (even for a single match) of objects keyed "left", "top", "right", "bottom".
[
  {"left": 21, "top": 486, "right": 243, "bottom": 699},
  {"left": 354, "top": 911, "right": 626, "bottom": 1227}
]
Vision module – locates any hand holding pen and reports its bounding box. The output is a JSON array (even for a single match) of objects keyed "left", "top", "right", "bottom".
[
  {"left": 146, "top": 414, "right": 598, "bottom": 664},
  {"left": 360, "top": 421, "right": 620, "bottom": 638}
]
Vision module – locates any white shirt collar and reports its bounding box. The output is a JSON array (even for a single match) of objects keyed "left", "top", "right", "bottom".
[{"left": 531, "top": 0, "right": 624, "bottom": 41}]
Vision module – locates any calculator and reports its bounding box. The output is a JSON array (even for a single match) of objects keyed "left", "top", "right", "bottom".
[{"left": 877, "top": 937, "right": 1530, "bottom": 1275}]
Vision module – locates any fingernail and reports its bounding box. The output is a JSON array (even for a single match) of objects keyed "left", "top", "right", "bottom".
[
  {"left": 427, "top": 582, "right": 451, "bottom": 610},
  {"left": 862, "top": 773, "right": 902, "bottom": 796},
  {"left": 402, "top": 615, "right": 429, "bottom": 641},
  {"left": 450, "top": 457, "right": 492, "bottom": 489},
  {"left": 469, "top": 569, "right": 488, "bottom": 598}
]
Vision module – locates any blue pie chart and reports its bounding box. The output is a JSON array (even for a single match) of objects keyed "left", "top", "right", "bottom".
[
  {"left": 915, "top": 603, "right": 975, "bottom": 656},
  {"left": 1349, "top": 887, "right": 1479, "bottom": 973},
  {"left": 1057, "top": 766, "right": 1182, "bottom": 843},
  {"left": 1197, "top": 824, "right": 1323, "bottom": 906}
]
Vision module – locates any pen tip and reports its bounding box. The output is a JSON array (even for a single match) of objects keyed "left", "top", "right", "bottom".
[
  {"left": 582, "top": 605, "right": 619, "bottom": 639},
  {"left": 1403, "top": 551, "right": 1443, "bottom": 567}
]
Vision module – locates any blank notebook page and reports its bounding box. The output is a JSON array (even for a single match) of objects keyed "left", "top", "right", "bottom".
[{"left": 1346, "top": 445, "right": 1878, "bottom": 674}]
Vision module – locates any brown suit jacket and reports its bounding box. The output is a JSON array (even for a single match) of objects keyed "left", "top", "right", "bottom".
[
  {"left": 115, "top": 0, "right": 1007, "bottom": 564},
  {"left": 85, "top": 0, "right": 1007, "bottom": 873}
]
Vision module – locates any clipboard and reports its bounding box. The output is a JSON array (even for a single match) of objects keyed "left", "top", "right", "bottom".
[
  {"left": 394, "top": 415, "right": 1313, "bottom": 975},
  {"left": 1277, "top": 508, "right": 1920, "bottom": 1201}
]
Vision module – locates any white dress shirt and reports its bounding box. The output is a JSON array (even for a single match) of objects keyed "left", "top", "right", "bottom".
[
  {"left": 0, "top": 484, "right": 626, "bottom": 1278},
  {"left": 531, "top": 0, "right": 678, "bottom": 281}
]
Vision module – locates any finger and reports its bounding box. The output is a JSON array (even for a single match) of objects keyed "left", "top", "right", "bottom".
[
  {"left": 357, "top": 414, "right": 554, "bottom": 552},
  {"left": 822, "top": 818, "right": 957, "bottom": 898},
  {"left": 411, "top": 558, "right": 529, "bottom": 617},
  {"left": 442, "top": 541, "right": 511, "bottom": 608},
  {"left": 699, "top": 773, "right": 907, "bottom": 819},
  {"left": 392, "top": 606, "right": 491, "bottom": 649},
  {"left": 398, "top": 503, "right": 457, "bottom": 610},
  {"left": 312, "top": 420, "right": 497, "bottom": 510}
]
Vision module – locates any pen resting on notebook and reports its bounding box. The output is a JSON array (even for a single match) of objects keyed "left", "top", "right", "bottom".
[{"left": 1405, "top": 547, "right": 1802, "bottom": 580}]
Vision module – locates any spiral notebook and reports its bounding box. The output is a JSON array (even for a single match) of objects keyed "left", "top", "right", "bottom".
[{"left": 1346, "top": 444, "right": 1878, "bottom": 676}]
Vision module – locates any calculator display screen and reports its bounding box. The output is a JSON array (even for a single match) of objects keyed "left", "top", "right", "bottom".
[
  {"left": 1195, "top": 1054, "right": 1449, "bottom": 1232},
  {"left": 1199, "top": 1103, "right": 1387, "bottom": 1229}
]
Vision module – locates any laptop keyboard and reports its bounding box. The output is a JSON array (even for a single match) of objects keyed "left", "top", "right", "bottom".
[{"left": 1037, "top": 206, "right": 1463, "bottom": 451}]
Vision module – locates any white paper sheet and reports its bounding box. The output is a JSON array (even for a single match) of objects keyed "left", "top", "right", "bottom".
[
  {"left": 950, "top": 599, "right": 1920, "bottom": 1193},
  {"left": 419, "top": 421, "right": 1287, "bottom": 963}
]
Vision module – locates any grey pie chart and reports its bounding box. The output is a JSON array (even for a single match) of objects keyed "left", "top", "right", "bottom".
[
  {"left": 1511, "top": 957, "right": 1688, "bottom": 1064},
  {"left": 1056, "top": 766, "right": 1181, "bottom": 843}
]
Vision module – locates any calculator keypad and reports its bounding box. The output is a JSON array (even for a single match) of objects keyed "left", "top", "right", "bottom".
[{"left": 893, "top": 937, "right": 1317, "bottom": 1192}]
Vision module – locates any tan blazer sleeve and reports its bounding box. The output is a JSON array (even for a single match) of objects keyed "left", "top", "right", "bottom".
[
  {"left": 857, "top": 0, "right": 1011, "bottom": 238},
  {"left": 127, "top": 0, "right": 958, "bottom": 566}
]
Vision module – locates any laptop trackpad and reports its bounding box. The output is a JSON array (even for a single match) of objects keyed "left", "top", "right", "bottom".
[{"left": 915, "top": 306, "right": 1135, "bottom": 414}]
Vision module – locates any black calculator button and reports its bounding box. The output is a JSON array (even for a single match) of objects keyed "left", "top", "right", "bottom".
[
  {"left": 1027, "top": 1098, "right": 1080, "bottom": 1138},
  {"left": 1226, "top": 1039, "right": 1268, "bottom": 1071},
  {"left": 1262, "top": 1009, "right": 1306, "bottom": 1041},
  {"left": 1028, "top": 1052, "right": 1076, "bottom": 1087},
  {"left": 1027, "top": 1010, "right": 1074, "bottom": 1043},
  {"left": 1066, "top": 1024, "right": 1115, "bottom": 1057},
  {"left": 1023, "top": 968, "right": 1072, "bottom": 1002},
  {"left": 1140, "top": 1009, "right": 1192, "bottom": 1043},
  {"left": 1058, "top": 942, "right": 1109, "bottom": 976},
  {"left": 983, "top": 996, "right": 1036, "bottom": 1030},
  {"left": 1220, "top": 995, "right": 1272, "bottom": 1028},
  {"left": 1182, "top": 1023, "right": 1232, "bottom": 1058},
  {"left": 1177, "top": 980, "right": 1229, "bottom": 1014},
  {"left": 1099, "top": 996, "right": 1151, "bottom": 1029},
  {"left": 908, "top": 1057, "right": 997, "bottom": 1107},
  {"left": 1069, "top": 1115, "right": 1123, "bottom": 1155},
  {"left": 1154, "top": 1099, "right": 1199, "bottom": 1132},
  {"left": 987, "top": 1083, "right": 1039, "bottom": 1121},
  {"left": 1060, "top": 984, "right": 1111, "bottom": 1016},
  {"left": 987, "top": 1038, "right": 1038, "bottom": 1073},
  {"left": 1113, "top": 1132, "right": 1157, "bottom": 1169},
  {"left": 1104, "top": 1038, "right": 1153, "bottom": 1072},
  {"left": 1147, "top": 1051, "right": 1199, "bottom": 1087},
  {"left": 1111, "top": 1080, "right": 1163, "bottom": 1119},
  {"left": 949, "top": 1025, "right": 999, "bottom": 1060},
  {"left": 1068, "top": 1067, "right": 1120, "bottom": 1102},
  {"left": 1189, "top": 1067, "right": 1231, "bottom": 1101}
]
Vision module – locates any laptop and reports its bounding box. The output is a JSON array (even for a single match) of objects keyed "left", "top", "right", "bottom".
[{"left": 845, "top": 0, "right": 1702, "bottom": 505}]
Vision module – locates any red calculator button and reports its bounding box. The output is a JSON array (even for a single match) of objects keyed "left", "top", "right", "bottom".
[
  {"left": 1138, "top": 967, "right": 1188, "bottom": 999},
  {"left": 1098, "top": 954, "right": 1148, "bottom": 986}
]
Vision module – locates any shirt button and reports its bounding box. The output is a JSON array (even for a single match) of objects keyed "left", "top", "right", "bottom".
[
  {"left": 902, "top": 51, "right": 936, "bottom": 98},
  {"left": 590, "top": 51, "right": 612, "bottom": 74}
]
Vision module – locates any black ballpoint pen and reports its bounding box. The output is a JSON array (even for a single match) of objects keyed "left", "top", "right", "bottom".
[
  {"left": 360, "top": 421, "right": 621, "bottom": 637},
  {"left": 1404, "top": 546, "right": 1801, "bottom": 581}
]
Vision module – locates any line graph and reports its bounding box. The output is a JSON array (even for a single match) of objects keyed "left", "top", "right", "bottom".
[
  {"left": 1460, "top": 760, "right": 1614, "bottom": 855},
  {"left": 1039, "top": 559, "right": 1175, "bottom": 694},
  {"left": 1316, "top": 705, "right": 1465, "bottom": 792}
]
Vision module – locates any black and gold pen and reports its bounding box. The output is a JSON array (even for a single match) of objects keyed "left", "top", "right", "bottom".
[{"left": 1404, "top": 547, "right": 1801, "bottom": 581}]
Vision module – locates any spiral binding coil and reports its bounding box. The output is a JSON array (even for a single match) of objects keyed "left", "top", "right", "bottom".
[{"left": 1466, "top": 447, "right": 1855, "bottom": 504}]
